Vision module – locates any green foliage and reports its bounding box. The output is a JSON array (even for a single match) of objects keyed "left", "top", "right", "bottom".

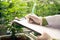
[
  {"left": 0, "top": 25, "right": 7, "bottom": 35},
  {"left": 35, "top": 0, "right": 60, "bottom": 16},
  {"left": 12, "top": 22, "right": 23, "bottom": 33},
  {"left": 0, "top": 0, "right": 27, "bottom": 34}
]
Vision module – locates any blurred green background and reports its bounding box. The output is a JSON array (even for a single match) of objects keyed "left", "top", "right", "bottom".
[{"left": 0, "top": 0, "right": 60, "bottom": 35}]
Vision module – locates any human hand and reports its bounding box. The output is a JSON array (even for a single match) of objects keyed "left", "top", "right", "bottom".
[
  {"left": 25, "top": 14, "right": 42, "bottom": 25},
  {"left": 36, "top": 32, "right": 52, "bottom": 40}
]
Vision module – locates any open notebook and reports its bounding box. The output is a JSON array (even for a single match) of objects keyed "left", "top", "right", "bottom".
[{"left": 13, "top": 18, "right": 60, "bottom": 39}]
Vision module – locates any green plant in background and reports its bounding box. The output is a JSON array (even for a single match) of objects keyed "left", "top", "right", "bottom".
[
  {"left": 35, "top": 0, "right": 60, "bottom": 16},
  {"left": 11, "top": 27, "right": 18, "bottom": 40},
  {"left": 0, "top": 0, "right": 28, "bottom": 25},
  {"left": 0, "top": 0, "right": 28, "bottom": 35},
  {"left": 12, "top": 22, "right": 24, "bottom": 33}
]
